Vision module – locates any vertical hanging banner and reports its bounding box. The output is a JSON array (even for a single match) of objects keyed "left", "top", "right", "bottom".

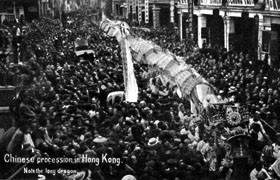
[
  {"left": 120, "top": 24, "right": 139, "bottom": 102},
  {"left": 132, "top": 0, "right": 136, "bottom": 21},
  {"left": 188, "top": 0, "right": 193, "bottom": 37},
  {"left": 132, "top": 0, "right": 136, "bottom": 13},
  {"left": 127, "top": 0, "right": 131, "bottom": 18},
  {"left": 138, "top": 0, "right": 142, "bottom": 24},
  {"left": 144, "top": 0, "right": 149, "bottom": 24},
  {"left": 170, "top": 0, "right": 174, "bottom": 23}
]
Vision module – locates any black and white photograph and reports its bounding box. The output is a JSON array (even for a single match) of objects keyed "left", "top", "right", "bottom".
[{"left": 0, "top": 0, "right": 280, "bottom": 179}]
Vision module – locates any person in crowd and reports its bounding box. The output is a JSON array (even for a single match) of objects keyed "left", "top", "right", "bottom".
[
  {"left": 249, "top": 111, "right": 270, "bottom": 150},
  {"left": 250, "top": 161, "right": 272, "bottom": 180}
]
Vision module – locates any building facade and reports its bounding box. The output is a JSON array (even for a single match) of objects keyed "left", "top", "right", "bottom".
[
  {"left": 112, "top": 0, "right": 179, "bottom": 28},
  {"left": 112, "top": 0, "right": 280, "bottom": 66},
  {"left": 0, "top": 0, "right": 39, "bottom": 23},
  {"left": 178, "top": 0, "right": 280, "bottom": 65},
  {"left": 0, "top": 0, "right": 96, "bottom": 23}
]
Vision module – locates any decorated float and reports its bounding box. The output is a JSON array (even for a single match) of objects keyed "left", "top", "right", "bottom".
[{"left": 74, "top": 38, "right": 94, "bottom": 56}]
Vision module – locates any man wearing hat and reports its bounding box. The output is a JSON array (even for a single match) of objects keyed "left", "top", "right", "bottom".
[
  {"left": 228, "top": 86, "right": 237, "bottom": 103},
  {"left": 148, "top": 137, "right": 160, "bottom": 147}
]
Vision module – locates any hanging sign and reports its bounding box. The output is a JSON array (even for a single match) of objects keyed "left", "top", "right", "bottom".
[{"left": 144, "top": 0, "right": 149, "bottom": 23}]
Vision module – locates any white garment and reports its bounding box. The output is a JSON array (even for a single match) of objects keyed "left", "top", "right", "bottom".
[
  {"left": 273, "top": 143, "right": 280, "bottom": 159},
  {"left": 178, "top": 111, "right": 185, "bottom": 123},
  {"left": 197, "top": 140, "right": 206, "bottom": 152},
  {"left": 180, "top": 128, "right": 188, "bottom": 135},
  {"left": 16, "top": 27, "right": 21, "bottom": 36},
  {"left": 7, "top": 129, "right": 22, "bottom": 153},
  {"left": 149, "top": 79, "right": 159, "bottom": 94},
  {"left": 209, "top": 157, "right": 217, "bottom": 172},
  {"left": 250, "top": 168, "right": 271, "bottom": 180},
  {"left": 23, "top": 133, "right": 35, "bottom": 148},
  {"left": 200, "top": 142, "right": 210, "bottom": 156},
  {"left": 188, "top": 129, "right": 199, "bottom": 142}
]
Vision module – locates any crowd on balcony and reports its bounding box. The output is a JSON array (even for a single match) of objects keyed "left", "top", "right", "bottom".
[{"left": 0, "top": 9, "right": 280, "bottom": 180}]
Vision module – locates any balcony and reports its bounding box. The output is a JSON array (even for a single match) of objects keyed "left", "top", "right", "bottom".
[
  {"left": 180, "top": 0, "right": 223, "bottom": 6},
  {"left": 181, "top": 0, "right": 275, "bottom": 10},
  {"left": 0, "top": 13, "right": 15, "bottom": 23},
  {"left": 200, "top": 0, "right": 222, "bottom": 5},
  {"left": 266, "top": 0, "right": 280, "bottom": 10},
  {"left": 228, "top": 0, "right": 254, "bottom": 6},
  {"left": 153, "top": 0, "right": 172, "bottom": 3},
  {"left": 189, "top": 0, "right": 255, "bottom": 7}
]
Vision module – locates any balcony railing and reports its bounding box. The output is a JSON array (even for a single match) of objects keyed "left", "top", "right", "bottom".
[
  {"left": 183, "top": 0, "right": 279, "bottom": 9},
  {"left": 266, "top": 0, "right": 280, "bottom": 10},
  {"left": 191, "top": 0, "right": 255, "bottom": 6},
  {"left": 200, "top": 0, "right": 223, "bottom": 5},
  {"left": 0, "top": 13, "right": 15, "bottom": 23},
  {"left": 179, "top": 0, "right": 189, "bottom": 4},
  {"left": 228, "top": 0, "right": 255, "bottom": 6}
]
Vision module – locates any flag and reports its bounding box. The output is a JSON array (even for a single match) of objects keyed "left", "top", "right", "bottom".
[{"left": 120, "top": 24, "right": 138, "bottom": 102}]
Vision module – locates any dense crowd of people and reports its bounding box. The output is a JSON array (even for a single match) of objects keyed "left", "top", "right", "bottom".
[{"left": 0, "top": 8, "right": 279, "bottom": 180}]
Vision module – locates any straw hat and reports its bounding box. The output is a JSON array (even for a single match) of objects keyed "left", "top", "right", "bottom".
[
  {"left": 148, "top": 137, "right": 159, "bottom": 147},
  {"left": 122, "top": 175, "right": 136, "bottom": 180},
  {"left": 93, "top": 136, "right": 108, "bottom": 143},
  {"left": 228, "top": 86, "right": 237, "bottom": 94}
]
